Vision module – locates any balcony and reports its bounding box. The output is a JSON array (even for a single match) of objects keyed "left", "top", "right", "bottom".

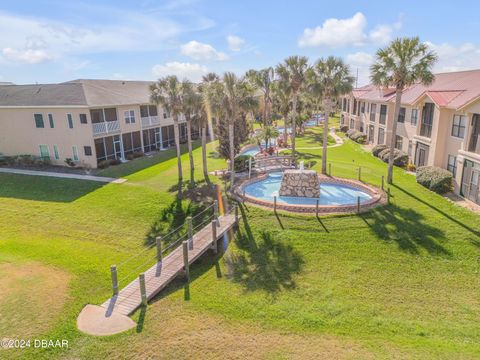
[
  {"left": 141, "top": 116, "right": 161, "bottom": 128},
  {"left": 92, "top": 120, "right": 120, "bottom": 136},
  {"left": 468, "top": 134, "right": 480, "bottom": 154},
  {"left": 419, "top": 123, "right": 432, "bottom": 138}
]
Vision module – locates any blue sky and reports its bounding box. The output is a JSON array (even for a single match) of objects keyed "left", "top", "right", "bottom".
[{"left": 0, "top": 0, "right": 479, "bottom": 85}]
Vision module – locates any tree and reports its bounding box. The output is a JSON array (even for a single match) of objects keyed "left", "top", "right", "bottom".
[
  {"left": 246, "top": 67, "right": 275, "bottom": 126},
  {"left": 272, "top": 81, "right": 291, "bottom": 146},
  {"left": 276, "top": 56, "right": 309, "bottom": 155},
  {"left": 180, "top": 80, "right": 198, "bottom": 186},
  {"left": 370, "top": 37, "right": 437, "bottom": 184},
  {"left": 255, "top": 125, "right": 279, "bottom": 149},
  {"left": 310, "top": 56, "right": 355, "bottom": 174},
  {"left": 150, "top": 75, "right": 183, "bottom": 184}
]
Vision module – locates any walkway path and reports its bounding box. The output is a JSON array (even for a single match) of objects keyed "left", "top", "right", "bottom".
[{"left": 0, "top": 167, "right": 126, "bottom": 183}]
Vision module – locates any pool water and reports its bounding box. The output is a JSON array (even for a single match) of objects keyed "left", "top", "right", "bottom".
[
  {"left": 240, "top": 146, "right": 260, "bottom": 156},
  {"left": 244, "top": 172, "right": 372, "bottom": 205}
]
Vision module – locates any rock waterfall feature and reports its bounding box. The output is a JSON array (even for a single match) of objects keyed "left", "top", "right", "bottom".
[{"left": 279, "top": 169, "right": 320, "bottom": 198}]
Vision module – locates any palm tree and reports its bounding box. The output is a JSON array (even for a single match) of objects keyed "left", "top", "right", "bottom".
[
  {"left": 272, "top": 81, "right": 291, "bottom": 146},
  {"left": 276, "top": 56, "right": 309, "bottom": 155},
  {"left": 371, "top": 37, "right": 437, "bottom": 184},
  {"left": 310, "top": 56, "right": 355, "bottom": 174},
  {"left": 150, "top": 75, "right": 183, "bottom": 184},
  {"left": 180, "top": 80, "right": 198, "bottom": 186},
  {"left": 256, "top": 125, "right": 279, "bottom": 149},
  {"left": 246, "top": 67, "right": 275, "bottom": 126}
]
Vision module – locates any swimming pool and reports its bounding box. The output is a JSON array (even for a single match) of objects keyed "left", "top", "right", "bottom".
[
  {"left": 240, "top": 146, "right": 260, "bottom": 156},
  {"left": 243, "top": 172, "right": 372, "bottom": 206}
]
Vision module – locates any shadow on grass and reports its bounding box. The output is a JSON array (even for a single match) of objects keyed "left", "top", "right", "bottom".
[
  {"left": 361, "top": 204, "right": 450, "bottom": 256},
  {"left": 0, "top": 173, "right": 104, "bottom": 202},
  {"left": 144, "top": 183, "right": 216, "bottom": 247},
  {"left": 393, "top": 184, "right": 480, "bottom": 238}
]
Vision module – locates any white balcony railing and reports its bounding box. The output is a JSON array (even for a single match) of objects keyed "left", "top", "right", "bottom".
[
  {"left": 141, "top": 116, "right": 161, "bottom": 128},
  {"left": 92, "top": 120, "right": 120, "bottom": 136}
]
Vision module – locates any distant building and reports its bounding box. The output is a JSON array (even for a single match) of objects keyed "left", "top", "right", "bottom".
[
  {"left": 341, "top": 69, "right": 480, "bottom": 205},
  {"left": 0, "top": 79, "right": 197, "bottom": 168}
]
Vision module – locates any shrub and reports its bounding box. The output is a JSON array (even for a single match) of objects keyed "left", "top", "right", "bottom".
[
  {"left": 132, "top": 151, "right": 144, "bottom": 159},
  {"left": 372, "top": 144, "right": 387, "bottom": 157},
  {"left": 340, "top": 125, "right": 349, "bottom": 133},
  {"left": 377, "top": 148, "right": 408, "bottom": 167},
  {"left": 346, "top": 129, "right": 356, "bottom": 137},
  {"left": 97, "top": 158, "right": 121, "bottom": 169},
  {"left": 65, "top": 158, "right": 76, "bottom": 167},
  {"left": 234, "top": 155, "right": 253, "bottom": 172},
  {"left": 416, "top": 166, "right": 453, "bottom": 194},
  {"left": 350, "top": 131, "right": 367, "bottom": 144},
  {"left": 378, "top": 148, "right": 391, "bottom": 162},
  {"left": 407, "top": 163, "right": 416, "bottom": 172}
]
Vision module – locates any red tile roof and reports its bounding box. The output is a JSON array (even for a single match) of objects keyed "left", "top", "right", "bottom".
[{"left": 352, "top": 69, "right": 480, "bottom": 109}]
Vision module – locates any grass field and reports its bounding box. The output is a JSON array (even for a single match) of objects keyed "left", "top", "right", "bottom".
[{"left": 1, "top": 122, "right": 479, "bottom": 359}]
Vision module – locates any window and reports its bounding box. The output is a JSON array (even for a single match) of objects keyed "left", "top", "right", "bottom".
[
  {"left": 451, "top": 115, "right": 466, "bottom": 138},
  {"left": 377, "top": 128, "right": 385, "bottom": 144},
  {"left": 48, "top": 114, "right": 54, "bottom": 128},
  {"left": 84, "top": 146, "right": 92, "bottom": 156},
  {"left": 350, "top": 119, "right": 355, "bottom": 129},
  {"left": 80, "top": 114, "right": 88, "bottom": 124},
  {"left": 39, "top": 145, "right": 50, "bottom": 159},
  {"left": 53, "top": 145, "right": 60, "bottom": 160},
  {"left": 411, "top": 109, "right": 418, "bottom": 125},
  {"left": 163, "top": 112, "right": 167, "bottom": 119},
  {"left": 395, "top": 135, "right": 403, "bottom": 150},
  {"left": 447, "top": 155, "right": 457, "bottom": 176},
  {"left": 34, "top": 113, "right": 44, "bottom": 128},
  {"left": 420, "top": 103, "right": 434, "bottom": 138},
  {"left": 370, "top": 104, "right": 377, "bottom": 122},
  {"left": 353, "top": 99, "right": 357, "bottom": 115},
  {"left": 67, "top": 113, "right": 74, "bottom": 129},
  {"left": 72, "top": 146, "right": 79, "bottom": 161},
  {"left": 398, "top": 107, "right": 406, "bottom": 123},
  {"left": 124, "top": 110, "right": 136, "bottom": 124},
  {"left": 379, "top": 105, "right": 387, "bottom": 125}
]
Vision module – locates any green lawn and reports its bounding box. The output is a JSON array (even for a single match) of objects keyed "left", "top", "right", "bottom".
[{"left": 1, "top": 126, "right": 480, "bottom": 359}]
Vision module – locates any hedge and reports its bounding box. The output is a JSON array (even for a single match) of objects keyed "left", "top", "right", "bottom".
[
  {"left": 340, "top": 125, "right": 349, "bottom": 133},
  {"left": 416, "top": 166, "right": 453, "bottom": 194},
  {"left": 346, "top": 129, "right": 367, "bottom": 144},
  {"left": 372, "top": 144, "right": 388, "bottom": 157},
  {"left": 377, "top": 148, "right": 409, "bottom": 167},
  {"left": 234, "top": 155, "right": 253, "bottom": 172}
]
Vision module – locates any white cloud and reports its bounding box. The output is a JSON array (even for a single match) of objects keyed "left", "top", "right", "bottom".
[
  {"left": 345, "top": 51, "right": 374, "bottom": 87},
  {"left": 152, "top": 61, "right": 208, "bottom": 82},
  {"left": 426, "top": 42, "right": 480, "bottom": 73},
  {"left": 298, "top": 12, "right": 401, "bottom": 48},
  {"left": 227, "top": 35, "right": 245, "bottom": 51},
  {"left": 2, "top": 47, "right": 52, "bottom": 64},
  {"left": 180, "top": 40, "right": 228, "bottom": 61}
]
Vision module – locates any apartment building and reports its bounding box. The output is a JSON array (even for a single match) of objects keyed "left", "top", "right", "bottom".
[
  {"left": 341, "top": 69, "right": 480, "bottom": 205},
  {"left": 0, "top": 79, "right": 196, "bottom": 168}
]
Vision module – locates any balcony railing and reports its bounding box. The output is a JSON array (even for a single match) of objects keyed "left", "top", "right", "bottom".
[
  {"left": 92, "top": 120, "right": 120, "bottom": 136},
  {"left": 468, "top": 134, "right": 480, "bottom": 154},
  {"left": 419, "top": 123, "right": 432, "bottom": 138},
  {"left": 141, "top": 116, "right": 161, "bottom": 128}
]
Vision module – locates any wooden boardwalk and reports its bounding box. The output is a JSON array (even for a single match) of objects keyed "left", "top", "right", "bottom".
[{"left": 101, "top": 213, "right": 237, "bottom": 316}]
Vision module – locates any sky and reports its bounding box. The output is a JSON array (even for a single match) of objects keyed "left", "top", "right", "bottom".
[{"left": 0, "top": 0, "right": 479, "bottom": 86}]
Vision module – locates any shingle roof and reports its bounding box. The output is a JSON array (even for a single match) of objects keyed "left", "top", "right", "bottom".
[
  {"left": 353, "top": 69, "right": 480, "bottom": 110},
  {"left": 0, "top": 79, "right": 156, "bottom": 107}
]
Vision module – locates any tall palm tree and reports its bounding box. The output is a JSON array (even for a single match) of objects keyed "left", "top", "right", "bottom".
[
  {"left": 310, "top": 56, "right": 355, "bottom": 174},
  {"left": 150, "top": 75, "right": 183, "bottom": 184},
  {"left": 272, "top": 81, "right": 291, "bottom": 146},
  {"left": 180, "top": 80, "right": 198, "bottom": 186},
  {"left": 276, "top": 56, "right": 309, "bottom": 155},
  {"left": 246, "top": 67, "right": 275, "bottom": 126},
  {"left": 371, "top": 37, "right": 437, "bottom": 184}
]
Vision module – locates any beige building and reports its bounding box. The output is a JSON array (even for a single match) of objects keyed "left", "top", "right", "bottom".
[
  {"left": 0, "top": 79, "right": 196, "bottom": 169},
  {"left": 341, "top": 69, "right": 480, "bottom": 205}
]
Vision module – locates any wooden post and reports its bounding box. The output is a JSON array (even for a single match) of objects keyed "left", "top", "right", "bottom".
[
  {"left": 110, "top": 265, "right": 118, "bottom": 296},
  {"left": 387, "top": 187, "right": 391, "bottom": 204},
  {"left": 358, "top": 167, "right": 362, "bottom": 181},
  {"left": 274, "top": 195, "right": 277, "bottom": 213},
  {"left": 381, "top": 175, "right": 384, "bottom": 191},
  {"left": 213, "top": 200, "right": 219, "bottom": 225},
  {"left": 156, "top": 237, "right": 162, "bottom": 262},
  {"left": 187, "top": 216, "right": 193, "bottom": 250},
  {"left": 182, "top": 241, "right": 190, "bottom": 281},
  {"left": 316, "top": 199, "right": 319, "bottom": 217},
  {"left": 328, "top": 163, "right": 332, "bottom": 176},
  {"left": 234, "top": 204, "right": 239, "bottom": 223},
  {"left": 139, "top": 273, "right": 147, "bottom": 306},
  {"left": 357, "top": 196, "right": 361, "bottom": 213},
  {"left": 248, "top": 157, "right": 252, "bottom": 178},
  {"left": 211, "top": 220, "right": 217, "bottom": 254}
]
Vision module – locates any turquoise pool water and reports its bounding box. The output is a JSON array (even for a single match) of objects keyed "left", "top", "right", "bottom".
[
  {"left": 240, "top": 146, "right": 260, "bottom": 156},
  {"left": 244, "top": 172, "right": 372, "bottom": 205}
]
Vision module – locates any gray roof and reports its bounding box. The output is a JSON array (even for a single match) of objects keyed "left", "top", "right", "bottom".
[{"left": 0, "top": 79, "right": 156, "bottom": 107}]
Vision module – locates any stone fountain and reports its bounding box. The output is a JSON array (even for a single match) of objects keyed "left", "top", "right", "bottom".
[{"left": 279, "top": 161, "right": 320, "bottom": 198}]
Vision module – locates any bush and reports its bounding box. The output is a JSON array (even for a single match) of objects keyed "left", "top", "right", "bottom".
[
  {"left": 346, "top": 129, "right": 356, "bottom": 137},
  {"left": 234, "top": 155, "right": 253, "bottom": 172},
  {"left": 416, "top": 166, "right": 453, "bottom": 194},
  {"left": 340, "top": 125, "right": 349, "bottom": 133},
  {"left": 97, "top": 158, "right": 122, "bottom": 169},
  {"left": 372, "top": 144, "right": 387, "bottom": 157},
  {"left": 65, "top": 158, "right": 76, "bottom": 167},
  {"left": 407, "top": 163, "right": 416, "bottom": 172},
  {"left": 349, "top": 131, "right": 367, "bottom": 144},
  {"left": 377, "top": 148, "right": 408, "bottom": 167},
  {"left": 378, "top": 148, "right": 391, "bottom": 162}
]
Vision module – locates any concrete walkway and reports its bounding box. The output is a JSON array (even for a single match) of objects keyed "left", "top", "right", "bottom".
[{"left": 0, "top": 167, "right": 126, "bottom": 183}]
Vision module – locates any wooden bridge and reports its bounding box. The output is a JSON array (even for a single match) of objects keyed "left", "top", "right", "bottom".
[{"left": 77, "top": 201, "right": 238, "bottom": 335}]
